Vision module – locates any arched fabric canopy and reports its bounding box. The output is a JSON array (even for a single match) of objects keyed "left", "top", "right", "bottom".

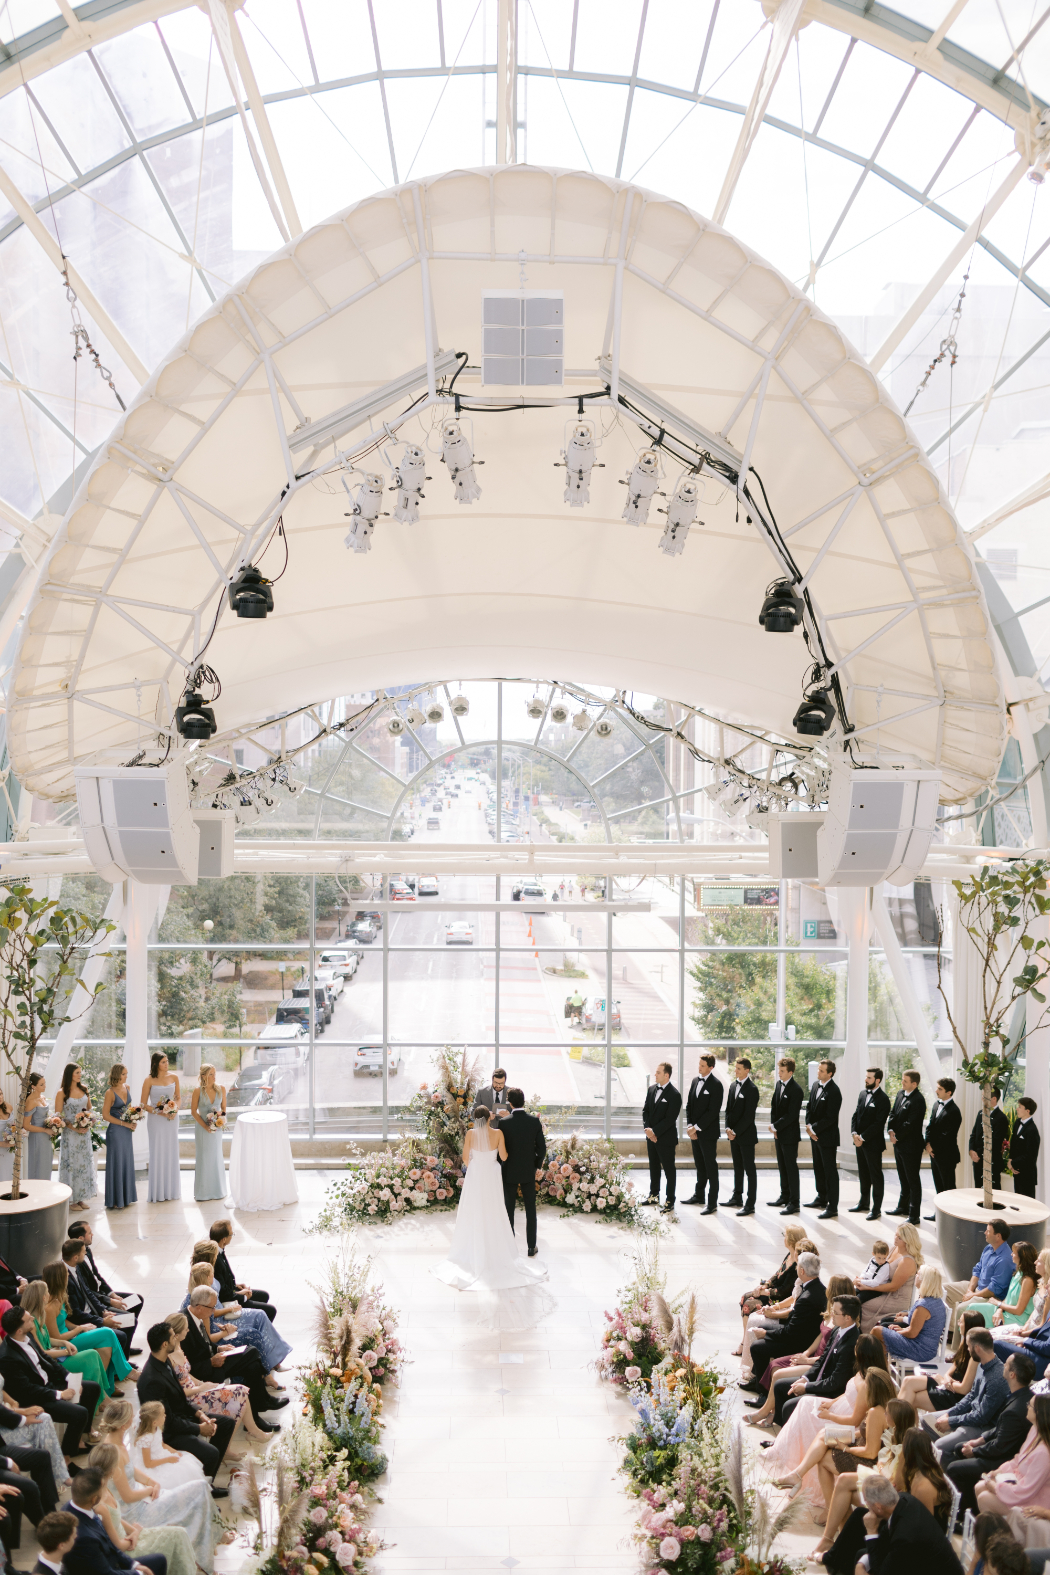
[{"left": 9, "top": 165, "right": 1004, "bottom": 804}]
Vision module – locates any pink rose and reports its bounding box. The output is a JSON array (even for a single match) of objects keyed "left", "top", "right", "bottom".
[
  {"left": 659, "top": 1538, "right": 681, "bottom": 1561},
  {"left": 436, "top": 1189, "right": 447, "bottom": 1200},
  {"left": 678, "top": 1527, "right": 697, "bottom": 1542},
  {"left": 456, "top": 1177, "right": 464, "bottom": 1187},
  {"left": 336, "top": 1548, "right": 356, "bottom": 1568},
  {"left": 310, "top": 1507, "right": 327, "bottom": 1525},
  {"left": 698, "top": 1526, "right": 712, "bottom": 1542},
  {"left": 409, "top": 1168, "right": 422, "bottom": 1180},
  {"left": 625, "top": 1366, "right": 641, "bottom": 1381},
  {"left": 560, "top": 1164, "right": 572, "bottom": 1176}
]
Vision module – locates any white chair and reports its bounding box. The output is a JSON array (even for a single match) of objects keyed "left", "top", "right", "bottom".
[
  {"left": 959, "top": 1507, "right": 976, "bottom": 1566},
  {"left": 945, "top": 1475, "right": 962, "bottom": 1538}
]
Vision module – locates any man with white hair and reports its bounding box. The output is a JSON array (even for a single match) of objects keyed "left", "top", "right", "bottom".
[
  {"left": 741, "top": 1251, "right": 826, "bottom": 1390},
  {"left": 856, "top": 1473, "right": 963, "bottom": 1573},
  {"left": 180, "top": 1286, "right": 286, "bottom": 1430}
]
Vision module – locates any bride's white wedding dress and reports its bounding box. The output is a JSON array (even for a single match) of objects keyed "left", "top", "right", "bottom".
[{"left": 434, "top": 1136, "right": 553, "bottom": 1327}]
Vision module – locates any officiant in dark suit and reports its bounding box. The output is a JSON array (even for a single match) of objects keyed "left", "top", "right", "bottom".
[
  {"left": 642, "top": 1064, "right": 681, "bottom": 1215},
  {"left": 769, "top": 1056, "right": 803, "bottom": 1215},
  {"left": 968, "top": 1088, "right": 1010, "bottom": 1190},
  {"left": 849, "top": 1067, "right": 890, "bottom": 1220},
  {"left": 805, "top": 1060, "right": 841, "bottom": 1219},
  {"left": 1011, "top": 1097, "right": 1040, "bottom": 1197},
  {"left": 925, "top": 1077, "right": 962, "bottom": 1203},
  {"left": 682, "top": 1054, "right": 722, "bottom": 1212},
  {"left": 475, "top": 1070, "right": 511, "bottom": 1119},
  {"left": 725, "top": 1058, "right": 759, "bottom": 1216},
  {"left": 498, "top": 1089, "right": 547, "bottom": 1255}
]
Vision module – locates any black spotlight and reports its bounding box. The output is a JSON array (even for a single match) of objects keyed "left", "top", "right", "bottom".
[
  {"left": 228, "top": 563, "right": 274, "bottom": 619},
  {"left": 176, "top": 689, "right": 217, "bottom": 740},
  {"left": 759, "top": 578, "right": 804, "bottom": 632},
  {"left": 793, "top": 689, "right": 836, "bottom": 736}
]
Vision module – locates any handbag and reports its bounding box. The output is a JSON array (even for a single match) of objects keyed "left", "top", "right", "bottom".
[{"left": 824, "top": 1423, "right": 856, "bottom": 1445}]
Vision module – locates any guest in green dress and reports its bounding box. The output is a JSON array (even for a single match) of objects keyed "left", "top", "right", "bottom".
[
  {"left": 20, "top": 1278, "right": 110, "bottom": 1410},
  {"left": 978, "top": 1239, "right": 1039, "bottom": 1329},
  {"left": 191, "top": 1064, "right": 228, "bottom": 1202},
  {"left": 36, "top": 1262, "right": 134, "bottom": 1395}
]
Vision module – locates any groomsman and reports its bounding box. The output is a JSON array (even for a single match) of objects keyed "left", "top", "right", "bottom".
[
  {"left": 968, "top": 1088, "right": 1010, "bottom": 1191},
  {"left": 924, "top": 1076, "right": 962, "bottom": 1216},
  {"left": 724, "top": 1057, "right": 759, "bottom": 1216},
  {"left": 682, "top": 1053, "right": 723, "bottom": 1213},
  {"left": 1011, "top": 1097, "right": 1041, "bottom": 1198},
  {"left": 849, "top": 1067, "right": 890, "bottom": 1220},
  {"left": 805, "top": 1059, "right": 842, "bottom": 1219},
  {"left": 769, "top": 1056, "right": 803, "bottom": 1215},
  {"left": 642, "top": 1063, "right": 682, "bottom": 1215},
  {"left": 887, "top": 1069, "right": 927, "bottom": 1224}
]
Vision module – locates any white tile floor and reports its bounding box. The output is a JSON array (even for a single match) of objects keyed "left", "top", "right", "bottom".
[{"left": 48, "top": 1166, "right": 949, "bottom": 1575}]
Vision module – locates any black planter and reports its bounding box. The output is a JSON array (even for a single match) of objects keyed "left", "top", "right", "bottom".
[
  {"left": 0, "top": 1180, "right": 71, "bottom": 1276},
  {"left": 935, "top": 1187, "right": 1049, "bottom": 1283}
]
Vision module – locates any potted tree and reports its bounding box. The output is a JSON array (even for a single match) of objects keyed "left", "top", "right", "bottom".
[
  {"left": 0, "top": 882, "right": 114, "bottom": 1272},
  {"left": 936, "top": 860, "right": 1050, "bottom": 1279}
]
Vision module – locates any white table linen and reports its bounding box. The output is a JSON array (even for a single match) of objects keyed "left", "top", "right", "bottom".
[{"left": 228, "top": 1110, "right": 299, "bottom": 1211}]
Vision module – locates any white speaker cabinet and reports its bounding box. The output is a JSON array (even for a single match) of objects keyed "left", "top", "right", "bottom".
[
  {"left": 818, "top": 767, "right": 941, "bottom": 888},
  {"left": 75, "top": 762, "right": 200, "bottom": 885}
]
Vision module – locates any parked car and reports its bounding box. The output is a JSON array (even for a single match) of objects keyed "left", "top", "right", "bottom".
[
  {"left": 583, "top": 997, "right": 622, "bottom": 1033},
  {"left": 445, "top": 921, "right": 474, "bottom": 945},
  {"left": 275, "top": 996, "right": 325, "bottom": 1034},
  {"left": 228, "top": 1061, "right": 294, "bottom": 1107},
  {"left": 254, "top": 1023, "right": 308, "bottom": 1061},
  {"left": 319, "top": 949, "right": 359, "bottom": 979},
  {"left": 512, "top": 881, "right": 546, "bottom": 902},
  {"left": 291, "top": 982, "right": 333, "bottom": 1023},
  {"left": 426, "top": 816, "right": 441, "bottom": 830},
  {"left": 348, "top": 918, "right": 377, "bottom": 943},
  {"left": 417, "top": 875, "right": 439, "bottom": 896},
  {"left": 353, "top": 1044, "right": 402, "bottom": 1076},
  {"left": 354, "top": 909, "right": 383, "bottom": 931},
  {"left": 310, "top": 966, "right": 343, "bottom": 999},
  {"left": 389, "top": 882, "right": 416, "bottom": 902}
]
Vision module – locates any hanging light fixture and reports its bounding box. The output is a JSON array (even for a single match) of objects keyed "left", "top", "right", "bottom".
[
  {"left": 228, "top": 564, "right": 274, "bottom": 619},
  {"left": 571, "top": 709, "right": 590, "bottom": 731},
  {"left": 451, "top": 694, "right": 470, "bottom": 717},
  {"left": 759, "top": 579, "right": 804, "bottom": 632},
  {"left": 175, "top": 688, "right": 217, "bottom": 740},
  {"left": 594, "top": 718, "right": 614, "bottom": 739},
  {"left": 406, "top": 706, "right": 425, "bottom": 728},
  {"left": 387, "top": 715, "right": 406, "bottom": 736},
  {"left": 426, "top": 700, "right": 444, "bottom": 725},
  {"left": 526, "top": 695, "right": 545, "bottom": 720},
  {"left": 793, "top": 688, "right": 836, "bottom": 736},
  {"left": 550, "top": 700, "right": 569, "bottom": 725}
]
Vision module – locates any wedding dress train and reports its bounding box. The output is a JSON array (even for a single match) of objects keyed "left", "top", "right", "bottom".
[{"left": 434, "top": 1140, "right": 553, "bottom": 1328}]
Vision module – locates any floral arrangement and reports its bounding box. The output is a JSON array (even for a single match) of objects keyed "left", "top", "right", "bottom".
[
  {"left": 71, "top": 1109, "right": 93, "bottom": 1132},
  {"left": 204, "top": 1110, "right": 228, "bottom": 1132},
  {"left": 405, "top": 1044, "right": 483, "bottom": 1157},
  {"left": 598, "top": 1292, "right": 667, "bottom": 1387},
  {"left": 236, "top": 1422, "right": 382, "bottom": 1575},
  {"left": 536, "top": 1131, "right": 646, "bottom": 1227},
  {"left": 310, "top": 1241, "right": 404, "bottom": 1388},
  {"left": 311, "top": 1142, "right": 464, "bottom": 1230},
  {"left": 154, "top": 1097, "right": 179, "bottom": 1118},
  {"left": 43, "top": 1113, "right": 64, "bottom": 1146},
  {"left": 622, "top": 1373, "right": 709, "bottom": 1492},
  {"left": 634, "top": 1449, "right": 744, "bottom": 1573},
  {"left": 122, "top": 1104, "right": 145, "bottom": 1127},
  {"left": 301, "top": 1371, "right": 387, "bottom": 1482}
]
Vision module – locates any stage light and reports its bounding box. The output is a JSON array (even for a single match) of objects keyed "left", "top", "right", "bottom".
[
  {"left": 441, "top": 421, "right": 482, "bottom": 504},
  {"left": 344, "top": 472, "right": 385, "bottom": 553},
  {"left": 526, "top": 696, "right": 545, "bottom": 720},
  {"left": 451, "top": 694, "right": 470, "bottom": 718},
  {"left": 550, "top": 700, "right": 569, "bottom": 724},
  {"left": 388, "top": 715, "right": 406, "bottom": 736},
  {"left": 175, "top": 688, "right": 217, "bottom": 740},
  {"left": 426, "top": 701, "right": 444, "bottom": 725},
  {"left": 392, "top": 445, "right": 428, "bottom": 524},
  {"left": 793, "top": 689, "right": 835, "bottom": 736},
  {"left": 406, "top": 706, "right": 425, "bottom": 727},
  {"left": 658, "top": 476, "right": 700, "bottom": 556},
  {"left": 759, "top": 579, "right": 804, "bottom": 632},
  {"left": 594, "top": 718, "right": 614, "bottom": 739},
  {"left": 560, "top": 422, "right": 598, "bottom": 506},
  {"left": 227, "top": 564, "right": 274, "bottom": 619},
  {"left": 572, "top": 709, "right": 590, "bottom": 732},
  {"left": 620, "top": 449, "right": 660, "bottom": 526}
]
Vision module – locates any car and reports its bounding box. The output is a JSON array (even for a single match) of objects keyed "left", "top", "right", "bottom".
[
  {"left": 319, "top": 950, "right": 359, "bottom": 979},
  {"left": 417, "top": 875, "right": 439, "bottom": 896},
  {"left": 445, "top": 921, "right": 474, "bottom": 945},
  {"left": 512, "top": 881, "right": 546, "bottom": 902},
  {"left": 309, "top": 966, "right": 343, "bottom": 999},
  {"left": 349, "top": 918, "right": 377, "bottom": 942},
  {"left": 354, "top": 909, "right": 383, "bottom": 931},
  {"left": 353, "top": 1044, "right": 402, "bottom": 1076},
  {"left": 291, "top": 982, "right": 333, "bottom": 1023},
  {"left": 255, "top": 1022, "right": 308, "bottom": 1060},
  {"left": 275, "top": 996, "right": 325, "bottom": 1034},
  {"left": 426, "top": 816, "right": 441, "bottom": 830},
  {"left": 229, "top": 1061, "right": 294, "bottom": 1106},
  {"left": 584, "top": 997, "right": 623, "bottom": 1033},
  {"left": 389, "top": 883, "right": 416, "bottom": 902}
]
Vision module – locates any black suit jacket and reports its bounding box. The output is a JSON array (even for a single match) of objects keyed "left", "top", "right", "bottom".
[
  {"left": 180, "top": 1313, "right": 223, "bottom": 1383},
  {"left": 66, "top": 1267, "right": 107, "bottom": 1326},
  {"left": 851, "top": 1087, "right": 890, "bottom": 1151},
  {"left": 79, "top": 1247, "right": 114, "bottom": 1299},
  {"left": 685, "top": 1074, "right": 723, "bottom": 1137},
  {"left": 725, "top": 1077, "right": 759, "bottom": 1146},
  {"left": 925, "top": 1098, "right": 962, "bottom": 1166},
  {"left": 770, "top": 1076, "right": 803, "bottom": 1143},
  {"left": 0, "top": 1337, "right": 69, "bottom": 1403},
  {"left": 0, "top": 1255, "right": 20, "bottom": 1304},
  {"left": 775, "top": 1276, "right": 827, "bottom": 1354},
  {"left": 970, "top": 1385, "right": 1032, "bottom": 1463},
  {"left": 866, "top": 1491, "right": 963, "bottom": 1575},
  {"left": 214, "top": 1249, "right": 239, "bottom": 1305},
  {"left": 1011, "top": 1118, "right": 1041, "bottom": 1179},
  {"left": 802, "top": 1323, "right": 859, "bottom": 1399},
  {"left": 806, "top": 1079, "right": 841, "bottom": 1149},
  {"left": 64, "top": 1502, "right": 136, "bottom": 1575},
  {"left": 500, "top": 1110, "right": 547, "bottom": 1183},
  {"left": 642, "top": 1081, "right": 681, "bottom": 1144},
  {"left": 969, "top": 1106, "right": 1010, "bottom": 1168},
  {"left": 136, "top": 1354, "right": 202, "bottom": 1441},
  {"left": 888, "top": 1087, "right": 927, "bottom": 1150}
]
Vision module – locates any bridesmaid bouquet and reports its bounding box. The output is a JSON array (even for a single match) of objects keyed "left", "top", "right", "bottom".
[
  {"left": 204, "top": 1111, "right": 227, "bottom": 1132},
  {"left": 155, "top": 1097, "right": 179, "bottom": 1118},
  {"left": 43, "top": 1114, "right": 64, "bottom": 1145},
  {"left": 122, "top": 1104, "right": 145, "bottom": 1126},
  {"left": 72, "top": 1110, "right": 94, "bottom": 1132}
]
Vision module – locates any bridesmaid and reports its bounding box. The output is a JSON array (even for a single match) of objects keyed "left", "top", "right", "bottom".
[
  {"left": 56, "top": 1062, "right": 97, "bottom": 1211},
  {"left": 23, "top": 1072, "right": 53, "bottom": 1180},
  {"left": 142, "top": 1052, "right": 180, "bottom": 1203},
  {"left": 191, "top": 1064, "right": 227, "bottom": 1202},
  {"left": 0, "top": 1096, "right": 23, "bottom": 1187},
  {"left": 103, "top": 1063, "right": 137, "bottom": 1210}
]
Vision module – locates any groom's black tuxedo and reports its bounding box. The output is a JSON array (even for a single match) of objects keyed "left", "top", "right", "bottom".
[{"left": 499, "top": 1108, "right": 547, "bottom": 1253}]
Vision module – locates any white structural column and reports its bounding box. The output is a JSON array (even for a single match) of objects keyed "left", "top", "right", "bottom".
[
  {"left": 1025, "top": 949, "right": 1050, "bottom": 1205},
  {"left": 0, "top": 163, "right": 149, "bottom": 386},
  {"left": 124, "top": 880, "right": 165, "bottom": 1168},
  {"left": 870, "top": 887, "right": 944, "bottom": 1088},
  {"left": 713, "top": 0, "right": 807, "bottom": 225},
  {"left": 869, "top": 157, "right": 1027, "bottom": 373},
  {"left": 496, "top": 0, "right": 518, "bottom": 165},
  {"left": 837, "top": 888, "right": 870, "bottom": 1159}
]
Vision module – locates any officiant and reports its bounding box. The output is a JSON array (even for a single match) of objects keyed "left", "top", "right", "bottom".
[{"left": 476, "top": 1070, "right": 512, "bottom": 1119}]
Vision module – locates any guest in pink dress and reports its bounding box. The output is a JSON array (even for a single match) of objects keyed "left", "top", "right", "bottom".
[{"left": 976, "top": 1394, "right": 1050, "bottom": 1544}]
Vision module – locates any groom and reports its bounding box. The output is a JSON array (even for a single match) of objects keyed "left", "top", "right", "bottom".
[{"left": 499, "top": 1088, "right": 547, "bottom": 1257}]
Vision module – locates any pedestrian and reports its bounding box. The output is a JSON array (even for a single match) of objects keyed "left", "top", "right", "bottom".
[
  {"left": 849, "top": 1066, "right": 891, "bottom": 1220},
  {"left": 641, "top": 1063, "right": 681, "bottom": 1215},
  {"left": 888, "top": 1069, "right": 927, "bottom": 1225},
  {"left": 805, "top": 1059, "right": 841, "bottom": 1219},
  {"left": 681, "top": 1053, "right": 723, "bottom": 1213}
]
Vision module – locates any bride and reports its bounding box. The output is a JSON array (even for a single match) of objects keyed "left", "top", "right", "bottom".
[{"left": 434, "top": 1106, "right": 551, "bottom": 1324}]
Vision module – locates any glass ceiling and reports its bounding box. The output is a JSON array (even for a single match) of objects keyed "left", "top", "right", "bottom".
[{"left": 1, "top": 0, "right": 1050, "bottom": 731}]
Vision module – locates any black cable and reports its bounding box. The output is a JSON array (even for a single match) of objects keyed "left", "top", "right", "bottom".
[
  {"left": 445, "top": 351, "right": 469, "bottom": 394},
  {"left": 258, "top": 514, "right": 289, "bottom": 583}
]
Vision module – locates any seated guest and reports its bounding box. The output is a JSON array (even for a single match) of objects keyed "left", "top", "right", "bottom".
[
  {"left": 898, "top": 1427, "right": 955, "bottom": 1527},
  {"left": 994, "top": 1250, "right": 1050, "bottom": 1345},
  {"left": 739, "top": 1239, "right": 820, "bottom": 1377},
  {"left": 734, "top": 1224, "right": 810, "bottom": 1358},
  {"left": 25, "top": 1277, "right": 111, "bottom": 1404},
  {"left": 856, "top": 1225, "right": 923, "bottom": 1332},
  {"left": 163, "top": 1315, "right": 271, "bottom": 1443},
  {"left": 923, "top": 1327, "right": 1009, "bottom": 1464},
  {"left": 814, "top": 1399, "right": 917, "bottom": 1567},
  {"left": 970, "top": 1241, "right": 1039, "bottom": 1332},
  {"left": 63, "top": 1467, "right": 166, "bottom": 1575},
  {"left": 66, "top": 1225, "right": 141, "bottom": 1348},
  {"left": 62, "top": 1243, "right": 133, "bottom": 1360},
  {"left": 0, "top": 1365, "right": 69, "bottom": 1506},
  {"left": 0, "top": 1257, "right": 25, "bottom": 1309},
  {"left": 36, "top": 1268, "right": 133, "bottom": 1397},
  {"left": 0, "top": 1306, "right": 100, "bottom": 1461},
  {"left": 770, "top": 1293, "right": 862, "bottom": 1429},
  {"left": 946, "top": 1219, "right": 1014, "bottom": 1322},
  {"left": 182, "top": 1265, "right": 289, "bottom": 1375},
  {"left": 135, "top": 1324, "right": 233, "bottom": 1497},
  {"left": 975, "top": 1394, "right": 1050, "bottom": 1522},
  {"left": 180, "top": 1290, "right": 285, "bottom": 1432},
  {"left": 131, "top": 1406, "right": 206, "bottom": 1492},
  {"left": 856, "top": 1240, "right": 893, "bottom": 1295},
  {"left": 874, "top": 1266, "right": 948, "bottom": 1364},
  {"left": 740, "top": 1252, "right": 826, "bottom": 1390},
  {"left": 855, "top": 1473, "right": 964, "bottom": 1574},
  {"left": 771, "top": 1366, "right": 896, "bottom": 1508},
  {"left": 32, "top": 1509, "right": 79, "bottom": 1575},
  {"left": 982, "top": 1534, "right": 1035, "bottom": 1575},
  {"left": 0, "top": 1471, "right": 29, "bottom": 1572},
  {"left": 88, "top": 1441, "right": 202, "bottom": 1575},
  {"left": 898, "top": 1310, "right": 985, "bottom": 1418},
  {"left": 742, "top": 1274, "right": 855, "bottom": 1425},
  {"left": 995, "top": 1306, "right": 1050, "bottom": 1382},
  {"left": 94, "top": 1399, "right": 220, "bottom": 1568},
  {"left": 968, "top": 1514, "right": 1012, "bottom": 1575},
  {"left": 208, "top": 1222, "right": 274, "bottom": 1321},
  {"left": 945, "top": 1352, "right": 1034, "bottom": 1513}
]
